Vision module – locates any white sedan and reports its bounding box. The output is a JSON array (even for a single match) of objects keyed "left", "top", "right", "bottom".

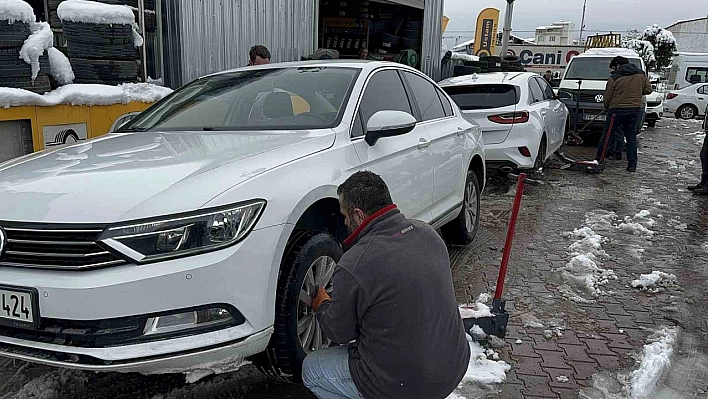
[
  {"left": 664, "top": 83, "right": 708, "bottom": 120},
  {"left": 0, "top": 61, "right": 485, "bottom": 380},
  {"left": 439, "top": 72, "right": 568, "bottom": 173}
]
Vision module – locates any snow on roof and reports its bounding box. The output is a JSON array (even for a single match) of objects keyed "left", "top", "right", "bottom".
[
  {"left": 57, "top": 0, "right": 136, "bottom": 25},
  {"left": 581, "top": 48, "right": 639, "bottom": 57},
  {"left": 0, "top": 83, "right": 173, "bottom": 109},
  {"left": 0, "top": 0, "right": 35, "bottom": 24},
  {"left": 667, "top": 15, "right": 708, "bottom": 29},
  {"left": 19, "top": 22, "right": 53, "bottom": 80}
]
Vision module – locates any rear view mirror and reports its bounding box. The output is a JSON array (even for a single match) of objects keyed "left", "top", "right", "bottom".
[{"left": 365, "top": 110, "right": 417, "bottom": 146}]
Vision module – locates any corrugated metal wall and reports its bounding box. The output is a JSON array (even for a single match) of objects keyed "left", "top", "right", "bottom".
[
  {"left": 421, "top": 0, "right": 443, "bottom": 81},
  {"left": 172, "top": 0, "right": 316, "bottom": 86}
]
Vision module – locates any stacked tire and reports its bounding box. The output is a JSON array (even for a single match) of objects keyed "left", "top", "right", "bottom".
[
  {"left": 503, "top": 55, "right": 525, "bottom": 72},
  {"left": 0, "top": 21, "right": 52, "bottom": 94},
  {"left": 50, "top": 0, "right": 157, "bottom": 31}
]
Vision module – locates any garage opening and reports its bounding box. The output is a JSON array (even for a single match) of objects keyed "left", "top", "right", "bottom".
[{"left": 317, "top": 0, "right": 424, "bottom": 71}]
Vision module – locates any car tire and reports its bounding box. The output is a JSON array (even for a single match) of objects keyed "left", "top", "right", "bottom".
[
  {"left": 441, "top": 170, "right": 481, "bottom": 246},
  {"left": 677, "top": 104, "right": 697, "bottom": 120},
  {"left": 647, "top": 120, "right": 656, "bottom": 128},
  {"left": 0, "top": 22, "right": 31, "bottom": 49},
  {"left": 258, "top": 231, "right": 343, "bottom": 381}
]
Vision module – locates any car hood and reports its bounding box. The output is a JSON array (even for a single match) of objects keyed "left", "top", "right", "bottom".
[{"left": 0, "top": 130, "right": 334, "bottom": 223}]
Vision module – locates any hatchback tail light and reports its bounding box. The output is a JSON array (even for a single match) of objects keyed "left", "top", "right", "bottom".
[
  {"left": 488, "top": 111, "right": 529, "bottom": 124},
  {"left": 666, "top": 93, "right": 678, "bottom": 100}
]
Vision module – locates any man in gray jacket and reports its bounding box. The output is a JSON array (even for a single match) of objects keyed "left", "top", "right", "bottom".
[{"left": 302, "top": 171, "right": 470, "bottom": 399}]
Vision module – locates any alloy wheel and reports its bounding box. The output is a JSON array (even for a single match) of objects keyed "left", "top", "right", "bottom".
[
  {"left": 680, "top": 106, "right": 695, "bottom": 119},
  {"left": 464, "top": 179, "right": 479, "bottom": 234},
  {"left": 297, "top": 256, "right": 335, "bottom": 353}
]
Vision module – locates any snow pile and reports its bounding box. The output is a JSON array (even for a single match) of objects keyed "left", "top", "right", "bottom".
[
  {"left": 631, "top": 271, "right": 678, "bottom": 292},
  {"left": 48, "top": 47, "right": 74, "bottom": 85},
  {"left": 630, "top": 327, "right": 679, "bottom": 398},
  {"left": 584, "top": 210, "right": 618, "bottom": 231},
  {"left": 617, "top": 210, "right": 656, "bottom": 237},
  {"left": 0, "top": 0, "right": 34, "bottom": 23},
  {"left": 0, "top": 83, "right": 172, "bottom": 108},
  {"left": 460, "top": 336, "right": 511, "bottom": 385},
  {"left": 19, "top": 21, "right": 53, "bottom": 80},
  {"left": 57, "top": 0, "right": 144, "bottom": 47},
  {"left": 459, "top": 293, "right": 493, "bottom": 319},
  {"left": 557, "top": 218, "right": 617, "bottom": 302}
]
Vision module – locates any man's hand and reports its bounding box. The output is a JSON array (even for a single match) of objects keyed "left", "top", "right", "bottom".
[{"left": 312, "top": 287, "right": 331, "bottom": 312}]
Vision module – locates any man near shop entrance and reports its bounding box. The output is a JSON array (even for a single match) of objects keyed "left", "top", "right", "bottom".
[
  {"left": 248, "top": 44, "right": 271, "bottom": 66},
  {"left": 595, "top": 56, "right": 653, "bottom": 172},
  {"left": 302, "top": 171, "right": 470, "bottom": 399}
]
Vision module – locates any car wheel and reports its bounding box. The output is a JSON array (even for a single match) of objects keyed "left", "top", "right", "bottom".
[
  {"left": 441, "top": 170, "right": 481, "bottom": 246},
  {"left": 677, "top": 104, "right": 697, "bottom": 120},
  {"left": 258, "top": 231, "right": 342, "bottom": 381},
  {"left": 647, "top": 120, "right": 656, "bottom": 128}
]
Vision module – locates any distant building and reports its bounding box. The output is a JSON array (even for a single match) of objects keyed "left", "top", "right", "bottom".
[
  {"left": 535, "top": 21, "right": 575, "bottom": 46},
  {"left": 666, "top": 16, "right": 708, "bottom": 53}
]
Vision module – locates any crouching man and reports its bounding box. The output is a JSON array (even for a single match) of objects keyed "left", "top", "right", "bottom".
[{"left": 302, "top": 171, "right": 470, "bottom": 399}]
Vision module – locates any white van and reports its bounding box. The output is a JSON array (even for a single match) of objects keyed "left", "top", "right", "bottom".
[
  {"left": 668, "top": 53, "right": 708, "bottom": 90},
  {"left": 558, "top": 48, "right": 648, "bottom": 137}
]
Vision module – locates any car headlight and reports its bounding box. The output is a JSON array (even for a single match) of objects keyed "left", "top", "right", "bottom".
[{"left": 100, "top": 200, "right": 266, "bottom": 263}]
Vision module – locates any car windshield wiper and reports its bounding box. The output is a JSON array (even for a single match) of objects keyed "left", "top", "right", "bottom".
[{"left": 119, "top": 126, "right": 150, "bottom": 132}]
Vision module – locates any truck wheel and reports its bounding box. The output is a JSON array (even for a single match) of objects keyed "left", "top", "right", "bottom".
[
  {"left": 441, "top": 170, "right": 481, "bottom": 246},
  {"left": 677, "top": 104, "right": 697, "bottom": 120},
  {"left": 258, "top": 231, "right": 342, "bottom": 382}
]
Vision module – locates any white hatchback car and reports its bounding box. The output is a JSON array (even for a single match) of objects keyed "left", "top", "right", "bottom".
[
  {"left": 664, "top": 83, "right": 708, "bottom": 120},
  {"left": 0, "top": 61, "right": 485, "bottom": 379},
  {"left": 439, "top": 72, "right": 568, "bottom": 174}
]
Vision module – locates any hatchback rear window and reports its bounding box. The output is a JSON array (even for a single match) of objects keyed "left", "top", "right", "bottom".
[{"left": 443, "top": 85, "right": 519, "bottom": 110}]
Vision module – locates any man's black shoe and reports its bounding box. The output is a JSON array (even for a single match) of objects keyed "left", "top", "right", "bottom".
[
  {"left": 688, "top": 183, "right": 706, "bottom": 191},
  {"left": 694, "top": 186, "right": 708, "bottom": 195},
  {"left": 626, "top": 165, "right": 637, "bottom": 173},
  {"left": 607, "top": 153, "right": 623, "bottom": 161}
]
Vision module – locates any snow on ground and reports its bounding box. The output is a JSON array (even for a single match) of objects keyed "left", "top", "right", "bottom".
[
  {"left": 57, "top": 0, "right": 144, "bottom": 47},
  {"left": 459, "top": 293, "right": 494, "bottom": 319},
  {"left": 521, "top": 314, "right": 545, "bottom": 329},
  {"left": 19, "top": 21, "right": 53, "bottom": 79},
  {"left": 630, "top": 327, "right": 679, "bottom": 398},
  {"left": 0, "top": 0, "right": 35, "bottom": 23},
  {"left": 557, "top": 218, "right": 617, "bottom": 302},
  {"left": 557, "top": 375, "right": 570, "bottom": 383},
  {"left": 47, "top": 47, "right": 74, "bottom": 85},
  {"left": 631, "top": 271, "right": 678, "bottom": 291},
  {"left": 617, "top": 210, "right": 656, "bottom": 237},
  {"left": 584, "top": 210, "right": 618, "bottom": 231},
  {"left": 0, "top": 83, "right": 172, "bottom": 108}
]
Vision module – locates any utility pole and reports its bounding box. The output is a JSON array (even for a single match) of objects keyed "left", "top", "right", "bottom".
[
  {"left": 579, "top": 0, "right": 587, "bottom": 44},
  {"left": 500, "top": 0, "right": 515, "bottom": 57}
]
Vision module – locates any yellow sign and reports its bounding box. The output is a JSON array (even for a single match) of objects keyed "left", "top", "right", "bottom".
[
  {"left": 442, "top": 15, "right": 450, "bottom": 34},
  {"left": 473, "top": 8, "right": 500, "bottom": 57}
]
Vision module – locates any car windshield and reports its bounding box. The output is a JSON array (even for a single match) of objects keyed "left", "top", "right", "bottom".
[
  {"left": 564, "top": 57, "right": 643, "bottom": 81},
  {"left": 443, "top": 84, "right": 519, "bottom": 110},
  {"left": 120, "top": 67, "right": 360, "bottom": 132}
]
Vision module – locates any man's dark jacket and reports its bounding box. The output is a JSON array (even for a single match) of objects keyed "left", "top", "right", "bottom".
[
  {"left": 317, "top": 206, "right": 470, "bottom": 399},
  {"left": 603, "top": 63, "right": 653, "bottom": 110}
]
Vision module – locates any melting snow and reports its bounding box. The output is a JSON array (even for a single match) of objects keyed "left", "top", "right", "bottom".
[
  {"left": 20, "top": 21, "right": 53, "bottom": 80},
  {"left": 0, "top": 83, "right": 172, "bottom": 108},
  {"left": 631, "top": 271, "right": 678, "bottom": 291},
  {"left": 617, "top": 210, "right": 656, "bottom": 237},
  {"left": 459, "top": 303, "right": 493, "bottom": 319},
  {"left": 459, "top": 336, "right": 511, "bottom": 384},
  {"left": 0, "top": 0, "right": 35, "bottom": 23},
  {"left": 630, "top": 327, "right": 679, "bottom": 398},
  {"left": 557, "top": 375, "right": 570, "bottom": 383},
  {"left": 48, "top": 47, "right": 74, "bottom": 85}
]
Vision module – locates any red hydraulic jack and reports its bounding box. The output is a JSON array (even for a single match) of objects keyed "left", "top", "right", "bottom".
[
  {"left": 553, "top": 114, "right": 617, "bottom": 174},
  {"left": 462, "top": 173, "right": 538, "bottom": 338}
]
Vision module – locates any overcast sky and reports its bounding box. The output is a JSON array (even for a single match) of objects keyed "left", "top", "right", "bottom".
[{"left": 443, "top": 0, "right": 701, "bottom": 45}]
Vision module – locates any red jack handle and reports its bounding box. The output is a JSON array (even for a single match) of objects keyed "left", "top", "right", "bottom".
[
  {"left": 599, "top": 114, "right": 616, "bottom": 162},
  {"left": 494, "top": 173, "right": 526, "bottom": 301}
]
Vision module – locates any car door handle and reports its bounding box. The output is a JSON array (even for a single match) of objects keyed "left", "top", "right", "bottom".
[
  {"left": 456, "top": 127, "right": 465, "bottom": 137},
  {"left": 417, "top": 138, "right": 430, "bottom": 150}
]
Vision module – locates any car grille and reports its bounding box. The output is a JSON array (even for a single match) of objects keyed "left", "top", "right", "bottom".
[
  {"left": 0, "top": 223, "right": 125, "bottom": 270},
  {"left": 647, "top": 101, "right": 662, "bottom": 107},
  {"left": 578, "top": 92, "right": 605, "bottom": 103}
]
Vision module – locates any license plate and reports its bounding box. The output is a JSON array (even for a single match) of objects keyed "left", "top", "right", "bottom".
[
  {"left": 0, "top": 286, "right": 37, "bottom": 329},
  {"left": 584, "top": 114, "right": 606, "bottom": 121}
]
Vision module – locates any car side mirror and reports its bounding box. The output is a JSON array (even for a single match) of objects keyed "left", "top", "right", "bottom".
[{"left": 364, "top": 110, "right": 417, "bottom": 146}]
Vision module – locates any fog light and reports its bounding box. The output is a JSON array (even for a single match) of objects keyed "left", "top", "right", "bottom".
[
  {"left": 143, "top": 308, "right": 234, "bottom": 336},
  {"left": 518, "top": 147, "right": 531, "bottom": 157}
]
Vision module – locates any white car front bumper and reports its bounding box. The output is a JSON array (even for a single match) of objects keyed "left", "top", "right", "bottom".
[{"left": 0, "top": 224, "right": 286, "bottom": 373}]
